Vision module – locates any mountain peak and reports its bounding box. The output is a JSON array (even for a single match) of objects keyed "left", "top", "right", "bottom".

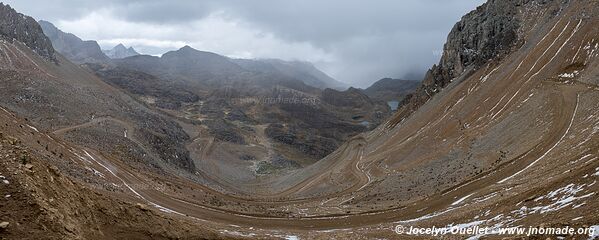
[
  {"left": 0, "top": 4, "right": 56, "bottom": 61},
  {"left": 103, "top": 43, "right": 139, "bottom": 59},
  {"left": 163, "top": 45, "right": 226, "bottom": 59},
  {"left": 178, "top": 45, "right": 196, "bottom": 52}
]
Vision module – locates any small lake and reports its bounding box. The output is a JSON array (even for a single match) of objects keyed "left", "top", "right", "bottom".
[{"left": 387, "top": 100, "right": 399, "bottom": 111}]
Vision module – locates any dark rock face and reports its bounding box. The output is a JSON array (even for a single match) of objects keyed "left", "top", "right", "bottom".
[
  {"left": 38, "top": 20, "right": 109, "bottom": 64},
  {"left": 85, "top": 63, "right": 199, "bottom": 109},
  {"left": 394, "top": 0, "right": 529, "bottom": 123},
  {"left": 0, "top": 4, "right": 55, "bottom": 61},
  {"left": 440, "top": 0, "right": 521, "bottom": 80},
  {"left": 265, "top": 123, "right": 338, "bottom": 159},
  {"left": 225, "top": 109, "right": 254, "bottom": 124},
  {"left": 203, "top": 119, "right": 246, "bottom": 144}
]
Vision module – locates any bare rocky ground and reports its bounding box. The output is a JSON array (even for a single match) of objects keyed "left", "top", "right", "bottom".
[
  {"left": 85, "top": 52, "right": 391, "bottom": 194},
  {"left": 0, "top": 109, "right": 236, "bottom": 240},
  {"left": 2, "top": 0, "right": 599, "bottom": 239}
]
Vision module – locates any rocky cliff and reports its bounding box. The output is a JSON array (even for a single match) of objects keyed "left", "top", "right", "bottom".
[
  {"left": 38, "top": 20, "right": 109, "bottom": 64},
  {"left": 0, "top": 3, "right": 55, "bottom": 61},
  {"left": 392, "top": 0, "right": 534, "bottom": 124}
]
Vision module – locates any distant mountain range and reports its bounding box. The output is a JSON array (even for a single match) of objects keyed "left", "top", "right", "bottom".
[
  {"left": 29, "top": 19, "right": 411, "bottom": 180},
  {"left": 103, "top": 43, "right": 140, "bottom": 59},
  {"left": 37, "top": 20, "right": 346, "bottom": 90},
  {"left": 107, "top": 45, "right": 346, "bottom": 90}
]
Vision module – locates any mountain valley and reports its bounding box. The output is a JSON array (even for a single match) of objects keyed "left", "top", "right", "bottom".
[{"left": 1, "top": 0, "right": 599, "bottom": 239}]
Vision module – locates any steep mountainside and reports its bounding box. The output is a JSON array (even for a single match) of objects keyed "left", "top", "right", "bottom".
[
  {"left": 254, "top": 0, "right": 599, "bottom": 238},
  {"left": 86, "top": 46, "right": 390, "bottom": 188},
  {"left": 38, "top": 20, "right": 109, "bottom": 64},
  {"left": 0, "top": 4, "right": 54, "bottom": 61},
  {"left": 85, "top": 63, "right": 199, "bottom": 109},
  {"left": 0, "top": 4, "right": 237, "bottom": 239},
  {"left": 393, "top": 0, "right": 524, "bottom": 125},
  {"left": 103, "top": 43, "right": 139, "bottom": 59}
]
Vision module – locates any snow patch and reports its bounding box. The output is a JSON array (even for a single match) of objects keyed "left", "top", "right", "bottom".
[
  {"left": 395, "top": 207, "right": 458, "bottom": 223},
  {"left": 27, "top": 125, "right": 39, "bottom": 133},
  {"left": 558, "top": 71, "right": 579, "bottom": 78},
  {"left": 589, "top": 225, "right": 599, "bottom": 240},
  {"left": 85, "top": 167, "right": 105, "bottom": 178},
  {"left": 220, "top": 230, "right": 257, "bottom": 238},
  {"left": 446, "top": 220, "right": 485, "bottom": 230},
  {"left": 451, "top": 193, "right": 476, "bottom": 206},
  {"left": 528, "top": 184, "right": 594, "bottom": 214}
]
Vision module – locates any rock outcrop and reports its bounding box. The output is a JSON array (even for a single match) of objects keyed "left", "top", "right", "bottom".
[
  {"left": 393, "top": 0, "right": 529, "bottom": 124},
  {"left": 0, "top": 4, "right": 55, "bottom": 61},
  {"left": 103, "top": 43, "right": 139, "bottom": 59}
]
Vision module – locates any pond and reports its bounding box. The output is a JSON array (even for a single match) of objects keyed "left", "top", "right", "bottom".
[{"left": 387, "top": 100, "right": 400, "bottom": 111}]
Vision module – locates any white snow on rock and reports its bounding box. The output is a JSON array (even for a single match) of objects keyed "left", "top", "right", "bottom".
[
  {"left": 451, "top": 193, "right": 476, "bottom": 206},
  {"left": 395, "top": 207, "right": 459, "bottom": 223},
  {"left": 558, "top": 71, "right": 578, "bottom": 78},
  {"left": 528, "top": 184, "right": 595, "bottom": 214},
  {"left": 587, "top": 225, "right": 599, "bottom": 240},
  {"left": 219, "top": 230, "right": 257, "bottom": 238}
]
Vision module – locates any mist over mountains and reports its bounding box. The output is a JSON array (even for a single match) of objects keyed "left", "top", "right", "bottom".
[
  {"left": 3, "top": 0, "right": 486, "bottom": 87},
  {"left": 2, "top": 1, "right": 599, "bottom": 239}
]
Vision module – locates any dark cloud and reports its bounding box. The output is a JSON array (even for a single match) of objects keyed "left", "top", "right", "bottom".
[
  {"left": 3, "top": 0, "right": 485, "bottom": 87},
  {"left": 110, "top": 1, "right": 215, "bottom": 24}
]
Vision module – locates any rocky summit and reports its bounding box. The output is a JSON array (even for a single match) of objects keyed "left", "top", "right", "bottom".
[
  {"left": 103, "top": 43, "right": 140, "bottom": 59},
  {"left": 0, "top": 3, "right": 54, "bottom": 61}
]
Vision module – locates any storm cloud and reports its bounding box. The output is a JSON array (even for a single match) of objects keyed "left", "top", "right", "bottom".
[{"left": 4, "top": 0, "right": 485, "bottom": 87}]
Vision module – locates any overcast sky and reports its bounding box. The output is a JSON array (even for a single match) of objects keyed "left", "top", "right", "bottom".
[{"left": 5, "top": 0, "right": 485, "bottom": 87}]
